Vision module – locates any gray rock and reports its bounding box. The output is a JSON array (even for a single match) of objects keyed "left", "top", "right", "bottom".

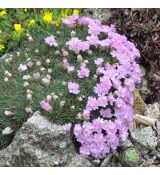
[
  {"left": 119, "top": 139, "right": 133, "bottom": 149},
  {"left": 0, "top": 112, "right": 92, "bottom": 167},
  {"left": 137, "top": 66, "right": 151, "bottom": 101},
  {"left": 83, "top": 9, "right": 111, "bottom": 21},
  {"left": 145, "top": 103, "right": 160, "bottom": 120},
  {"left": 131, "top": 126, "right": 157, "bottom": 149},
  {"left": 156, "top": 121, "right": 160, "bottom": 135},
  {"left": 100, "top": 153, "right": 113, "bottom": 167}
]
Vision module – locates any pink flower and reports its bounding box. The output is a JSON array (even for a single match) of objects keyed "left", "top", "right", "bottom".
[
  {"left": 18, "top": 64, "right": 27, "bottom": 73},
  {"left": 63, "top": 123, "right": 72, "bottom": 132},
  {"left": 86, "top": 96, "right": 98, "bottom": 111},
  {"left": 33, "top": 72, "right": 40, "bottom": 79},
  {"left": 40, "top": 101, "right": 52, "bottom": 111},
  {"left": 63, "top": 59, "right": 70, "bottom": 68},
  {"left": 67, "top": 66, "right": 75, "bottom": 73},
  {"left": 68, "top": 82, "right": 80, "bottom": 94},
  {"left": 45, "top": 36, "right": 58, "bottom": 47},
  {"left": 100, "top": 108, "right": 112, "bottom": 118},
  {"left": 66, "top": 37, "right": 90, "bottom": 53},
  {"left": 77, "top": 66, "right": 90, "bottom": 79},
  {"left": 94, "top": 58, "right": 104, "bottom": 66},
  {"left": 82, "top": 109, "right": 90, "bottom": 119},
  {"left": 62, "top": 14, "right": 79, "bottom": 27}
]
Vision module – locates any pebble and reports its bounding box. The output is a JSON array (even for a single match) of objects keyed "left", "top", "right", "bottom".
[{"left": 59, "top": 141, "right": 67, "bottom": 149}]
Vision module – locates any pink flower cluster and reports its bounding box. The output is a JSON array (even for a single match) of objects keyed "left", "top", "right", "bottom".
[
  {"left": 62, "top": 14, "right": 79, "bottom": 27},
  {"left": 68, "top": 82, "right": 80, "bottom": 94},
  {"left": 77, "top": 65, "right": 90, "bottom": 79},
  {"left": 45, "top": 36, "right": 58, "bottom": 47},
  {"left": 74, "top": 118, "right": 127, "bottom": 158},
  {"left": 66, "top": 37, "right": 90, "bottom": 53},
  {"left": 40, "top": 101, "right": 52, "bottom": 112},
  {"left": 62, "top": 15, "right": 141, "bottom": 158},
  {"left": 62, "top": 58, "right": 75, "bottom": 73}
]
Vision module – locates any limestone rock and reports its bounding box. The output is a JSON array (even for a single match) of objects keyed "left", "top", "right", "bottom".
[
  {"left": 100, "top": 153, "right": 113, "bottom": 167},
  {"left": 119, "top": 139, "right": 133, "bottom": 149},
  {"left": 131, "top": 126, "right": 157, "bottom": 149},
  {"left": 144, "top": 103, "right": 160, "bottom": 120},
  {"left": 0, "top": 112, "right": 92, "bottom": 167},
  {"left": 137, "top": 66, "right": 151, "bottom": 101},
  {"left": 83, "top": 9, "right": 111, "bottom": 21}
]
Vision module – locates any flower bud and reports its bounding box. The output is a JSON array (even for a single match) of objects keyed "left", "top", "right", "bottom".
[
  {"left": 5, "top": 111, "right": 14, "bottom": 117},
  {"left": 60, "top": 101, "right": 65, "bottom": 107},
  {"left": 23, "top": 81, "right": 29, "bottom": 87},
  {"left": 46, "top": 95, "right": 52, "bottom": 102}
]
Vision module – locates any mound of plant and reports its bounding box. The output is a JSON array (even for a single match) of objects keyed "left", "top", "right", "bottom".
[
  {"left": 107, "top": 9, "right": 160, "bottom": 103},
  {"left": 0, "top": 14, "right": 141, "bottom": 158}
]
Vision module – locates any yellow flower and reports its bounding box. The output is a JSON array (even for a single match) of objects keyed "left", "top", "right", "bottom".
[
  {"left": 29, "top": 19, "right": 35, "bottom": 26},
  {"left": 14, "top": 24, "right": 22, "bottom": 32},
  {"left": 0, "top": 10, "right": 7, "bottom": 17},
  {"left": 43, "top": 12, "right": 53, "bottom": 23},
  {"left": 0, "top": 44, "right": 5, "bottom": 51},
  {"left": 73, "top": 9, "right": 79, "bottom": 15},
  {"left": 23, "top": 8, "right": 28, "bottom": 13}
]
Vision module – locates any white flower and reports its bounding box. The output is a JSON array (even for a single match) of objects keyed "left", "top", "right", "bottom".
[
  {"left": 36, "top": 61, "right": 41, "bottom": 66},
  {"left": 4, "top": 77, "right": 9, "bottom": 82},
  {"left": 48, "top": 68, "right": 52, "bottom": 74},
  {"left": 46, "top": 59, "right": 51, "bottom": 64}
]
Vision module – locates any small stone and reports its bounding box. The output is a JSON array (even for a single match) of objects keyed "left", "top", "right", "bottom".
[
  {"left": 131, "top": 126, "right": 157, "bottom": 149},
  {"left": 59, "top": 141, "right": 67, "bottom": 149}
]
